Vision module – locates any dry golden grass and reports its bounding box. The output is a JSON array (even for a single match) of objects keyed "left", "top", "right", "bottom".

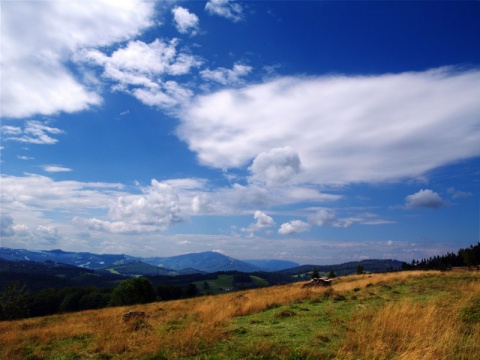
[
  {"left": 336, "top": 272, "right": 480, "bottom": 360},
  {"left": 0, "top": 270, "right": 478, "bottom": 359}
]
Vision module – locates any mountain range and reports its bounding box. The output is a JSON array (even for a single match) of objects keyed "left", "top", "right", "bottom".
[
  {"left": 0, "top": 247, "right": 300, "bottom": 274},
  {"left": 0, "top": 247, "right": 404, "bottom": 281}
]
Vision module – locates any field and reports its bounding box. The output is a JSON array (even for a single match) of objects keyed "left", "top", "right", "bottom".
[{"left": 1, "top": 270, "right": 479, "bottom": 359}]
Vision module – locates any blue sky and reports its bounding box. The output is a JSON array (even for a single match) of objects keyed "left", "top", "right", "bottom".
[{"left": 1, "top": 0, "right": 479, "bottom": 265}]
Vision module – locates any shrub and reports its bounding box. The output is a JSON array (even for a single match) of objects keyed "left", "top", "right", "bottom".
[{"left": 109, "top": 277, "right": 156, "bottom": 307}]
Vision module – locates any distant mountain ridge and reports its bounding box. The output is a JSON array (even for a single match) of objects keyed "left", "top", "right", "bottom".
[
  {"left": 280, "top": 259, "right": 404, "bottom": 277},
  {"left": 0, "top": 247, "right": 299, "bottom": 274},
  {"left": 0, "top": 247, "right": 401, "bottom": 277},
  {"left": 0, "top": 247, "right": 136, "bottom": 269},
  {"left": 243, "top": 259, "right": 300, "bottom": 272}
]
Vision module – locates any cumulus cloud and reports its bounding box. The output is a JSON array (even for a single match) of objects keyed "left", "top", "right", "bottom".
[
  {"left": 192, "top": 195, "right": 214, "bottom": 214},
  {"left": 172, "top": 6, "right": 199, "bottom": 35},
  {"left": 249, "top": 147, "right": 302, "bottom": 185},
  {"left": 177, "top": 68, "right": 480, "bottom": 185},
  {"left": 2, "top": 121, "right": 64, "bottom": 145},
  {"left": 278, "top": 220, "right": 311, "bottom": 235},
  {"left": 0, "top": 174, "right": 124, "bottom": 213},
  {"left": 309, "top": 208, "right": 356, "bottom": 228},
  {"left": 200, "top": 63, "right": 252, "bottom": 86},
  {"left": 9, "top": 223, "right": 61, "bottom": 246},
  {"left": 75, "top": 180, "right": 184, "bottom": 234},
  {"left": 405, "top": 189, "right": 445, "bottom": 209},
  {"left": 1, "top": 0, "right": 154, "bottom": 118},
  {"left": 205, "top": 0, "right": 244, "bottom": 22},
  {"left": 242, "top": 210, "right": 275, "bottom": 234},
  {"left": 79, "top": 39, "right": 202, "bottom": 110}
]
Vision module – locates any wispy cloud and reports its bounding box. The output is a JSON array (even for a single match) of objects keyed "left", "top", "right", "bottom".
[
  {"left": 200, "top": 63, "right": 252, "bottom": 86},
  {"left": 205, "top": 0, "right": 244, "bottom": 22},
  {"left": 2, "top": 121, "right": 64, "bottom": 145},
  {"left": 42, "top": 165, "right": 72, "bottom": 173},
  {"left": 447, "top": 187, "right": 473, "bottom": 200}
]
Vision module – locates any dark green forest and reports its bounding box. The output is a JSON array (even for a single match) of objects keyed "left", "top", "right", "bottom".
[{"left": 403, "top": 242, "right": 480, "bottom": 271}]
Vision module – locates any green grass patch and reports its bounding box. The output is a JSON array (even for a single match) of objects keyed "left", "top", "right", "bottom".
[
  {"left": 460, "top": 296, "right": 480, "bottom": 324},
  {"left": 250, "top": 275, "right": 268, "bottom": 287},
  {"left": 209, "top": 295, "right": 358, "bottom": 359},
  {"left": 203, "top": 273, "right": 480, "bottom": 359}
]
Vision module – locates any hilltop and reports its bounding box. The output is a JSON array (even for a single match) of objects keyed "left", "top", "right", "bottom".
[{"left": 1, "top": 270, "right": 479, "bottom": 359}]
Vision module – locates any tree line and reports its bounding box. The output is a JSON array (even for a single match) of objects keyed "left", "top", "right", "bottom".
[
  {"left": 0, "top": 277, "right": 197, "bottom": 321},
  {"left": 402, "top": 242, "right": 480, "bottom": 271}
]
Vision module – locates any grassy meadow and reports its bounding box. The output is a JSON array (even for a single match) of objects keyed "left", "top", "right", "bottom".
[{"left": 1, "top": 270, "right": 479, "bottom": 359}]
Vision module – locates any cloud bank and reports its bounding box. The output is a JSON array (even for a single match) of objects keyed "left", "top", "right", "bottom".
[
  {"left": 177, "top": 68, "right": 480, "bottom": 186},
  {"left": 1, "top": 0, "right": 155, "bottom": 118}
]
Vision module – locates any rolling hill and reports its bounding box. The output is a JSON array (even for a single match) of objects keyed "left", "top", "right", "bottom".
[
  {"left": 280, "top": 259, "right": 404, "bottom": 277},
  {"left": 243, "top": 259, "right": 299, "bottom": 271},
  {"left": 143, "top": 251, "right": 260, "bottom": 273}
]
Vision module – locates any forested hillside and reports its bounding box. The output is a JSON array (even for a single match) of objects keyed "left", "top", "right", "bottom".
[{"left": 404, "top": 242, "right": 480, "bottom": 270}]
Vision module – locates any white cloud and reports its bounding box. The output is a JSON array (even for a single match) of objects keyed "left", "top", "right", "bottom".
[
  {"left": 249, "top": 147, "right": 302, "bottom": 185},
  {"left": 1, "top": 0, "right": 154, "bottom": 118},
  {"left": 205, "top": 0, "right": 244, "bottom": 22},
  {"left": 133, "top": 81, "right": 194, "bottom": 109},
  {"left": 242, "top": 210, "right": 275, "bottom": 234},
  {"left": 185, "top": 177, "right": 340, "bottom": 216},
  {"left": 0, "top": 214, "right": 15, "bottom": 237},
  {"left": 0, "top": 174, "right": 124, "bottom": 214},
  {"left": 447, "top": 187, "right": 473, "bottom": 200},
  {"left": 405, "top": 189, "right": 445, "bottom": 209},
  {"left": 79, "top": 39, "right": 202, "bottom": 109},
  {"left": 42, "top": 165, "right": 73, "bottom": 173},
  {"left": 192, "top": 195, "right": 214, "bottom": 214},
  {"left": 8, "top": 223, "right": 61, "bottom": 247},
  {"left": 2, "top": 121, "right": 64, "bottom": 145},
  {"left": 278, "top": 220, "right": 311, "bottom": 235},
  {"left": 200, "top": 63, "right": 252, "bottom": 86},
  {"left": 75, "top": 179, "right": 184, "bottom": 234},
  {"left": 1, "top": 126, "right": 22, "bottom": 136},
  {"left": 177, "top": 68, "right": 480, "bottom": 185},
  {"left": 309, "top": 208, "right": 355, "bottom": 228},
  {"left": 172, "top": 6, "right": 199, "bottom": 35}
]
